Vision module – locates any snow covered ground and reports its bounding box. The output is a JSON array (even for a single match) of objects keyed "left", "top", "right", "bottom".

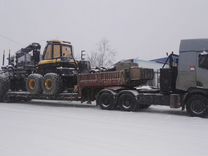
[{"left": 0, "top": 100, "right": 208, "bottom": 156}]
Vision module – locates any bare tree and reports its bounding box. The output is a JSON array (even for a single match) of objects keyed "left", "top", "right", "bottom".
[{"left": 87, "top": 39, "right": 116, "bottom": 68}]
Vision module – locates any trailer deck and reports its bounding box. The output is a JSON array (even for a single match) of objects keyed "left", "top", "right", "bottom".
[{"left": 6, "top": 91, "right": 80, "bottom": 101}]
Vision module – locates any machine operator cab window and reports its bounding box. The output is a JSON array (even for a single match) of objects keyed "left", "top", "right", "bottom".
[
  {"left": 43, "top": 41, "right": 73, "bottom": 60},
  {"left": 44, "top": 44, "right": 52, "bottom": 60},
  {"left": 62, "top": 45, "right": 72, "bottom": 58},
  {"left": 199, "top": 51, "right": 208, "bottom": 69},
  {"left": 53, "top": 45, "right": 61, "bottom": 58}
]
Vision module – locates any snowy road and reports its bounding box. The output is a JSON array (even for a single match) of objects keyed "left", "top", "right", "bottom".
[{"left": 0, "top": 100, "right": 208, "bottom": 156}]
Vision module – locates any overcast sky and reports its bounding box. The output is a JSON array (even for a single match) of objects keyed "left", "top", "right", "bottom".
[{"left": 0, "top": 0, "right": 208, "bottom": 65}]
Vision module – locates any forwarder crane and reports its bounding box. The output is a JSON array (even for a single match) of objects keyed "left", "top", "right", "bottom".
[{"left": 1, "top": 43, "right": 41, "bottom": 92}]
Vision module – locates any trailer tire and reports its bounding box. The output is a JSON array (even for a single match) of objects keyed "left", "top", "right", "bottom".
[
  {"left": 26, "top": 74, "right": 43, "bottom": 94},
  {"left": 0, "top": 73, "right": 10, "bottom": 102},
  {"left": 118, "top": 93, "right": 138, "bottom": 112},
  {"left": 97, "top": 90, "right": 116, "bottom": 110},
  {"left": 42, "top": 73, "right": 61, "bottom": 95},
  {"left": 186, "top": 94, "right": 208, "bottom": 117}
]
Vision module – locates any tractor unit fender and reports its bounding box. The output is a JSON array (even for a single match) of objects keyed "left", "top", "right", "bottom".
[{"left": 182, "top": 87, "right": 208, "bottom": 110}]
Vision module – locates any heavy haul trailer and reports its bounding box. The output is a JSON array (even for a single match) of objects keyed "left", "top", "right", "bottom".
[
  {"left": 5, "top": 67, "right": 154, "bottom": 102},
  {"left": 0, "top": 39, "right": 154, "bottom": 103},
  {"left": 2, "top": 39, "right": 208, "bottom": 118}
]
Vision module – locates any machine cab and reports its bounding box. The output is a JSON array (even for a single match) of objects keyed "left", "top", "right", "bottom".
[
  {"left": 41, "top": 40, "right": 74, "bottom": 61},
  {"left": 38, "top": 40, "right": 77, "bottom": 74}
]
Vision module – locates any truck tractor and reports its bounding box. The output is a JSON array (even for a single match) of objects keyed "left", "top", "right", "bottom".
[{"left": 78, "top": 39, "right": 208, "bottom": 117}]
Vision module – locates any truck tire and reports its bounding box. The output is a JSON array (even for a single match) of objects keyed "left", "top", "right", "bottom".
[
  {"left": 97, "top": 90, "right": 116, "bottom": 110},
  {"left": 118, "top": 93, "right": 138, "bottom": 111},
  {"left": 0, "top": 73, "right": 10, "bottom": 102},
  {"left": 26, "top": 74, "right": 43, "bottom": 94},
  {"left": 186, "top": 95, "right": 208, "bottom": 117},
  {"left": 42, "top": 73, "right": 61, "bottom": 95}
]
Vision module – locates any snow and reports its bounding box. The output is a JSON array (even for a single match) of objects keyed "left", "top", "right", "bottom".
[{"left": 0, "top": 100, "right": 208, "bottom": 156}]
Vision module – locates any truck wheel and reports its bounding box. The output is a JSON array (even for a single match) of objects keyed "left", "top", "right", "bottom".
[
  {"left": 42, "top": 73, "right": 61, "bottom": 95},
  {"left": 97, "top": 91, "right": 116, "bottom": 110},
  {"left": 0, "top": 73, "right": 10, "bottom": 102},
  {"left": 118, "top": 93, "right": 138, "bottom": 111},
  {"left": 26, "top": 74, "right": 43, "bottom": 94},
  {"left": 186, "top": 95, "right": 208, "bottom": 117}
]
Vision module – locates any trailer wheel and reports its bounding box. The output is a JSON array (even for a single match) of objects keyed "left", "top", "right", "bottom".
[
  {"left": 42, "top": 73, "right": 61, "bottom": 95},
  {"left": 186, "top": 94, "right": 208, "bottom": 117},
  {"left": 118, "top": 93, "right": 138, "bottom": 111},
  {"left": 26, "top": 74, "right": 43, "bottom": 94},
  {"left": 97, "top": 90, "right": 116, "bottom": 110},
  {"left": 0, "top": 73, "right": 10, "bottom": 102}
]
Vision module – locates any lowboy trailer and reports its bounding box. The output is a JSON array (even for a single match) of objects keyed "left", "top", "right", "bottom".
[{"left": 2, "top": 39, "right": 208, "bottom": 117}]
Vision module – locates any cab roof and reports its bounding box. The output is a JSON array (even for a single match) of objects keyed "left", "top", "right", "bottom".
[
  {"left": 180, "top": 39, "right": 208, "bottom": 53},
  {"left": 47, "top": 40, "right": 72, "bottom": 45}
]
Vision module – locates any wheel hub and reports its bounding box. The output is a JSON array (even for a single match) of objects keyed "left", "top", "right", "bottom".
[
  {"left": 122, "top": 98, "right": 131, "bottom": 109},
  {"left": 29, "top": 80, "right": 36, "bottom": 90},
  {"left": 45, "top": 79, "right": 53, "bottom": 90},
  {"left": 101, "top": 98, "right": 110, "bottom": 108}
]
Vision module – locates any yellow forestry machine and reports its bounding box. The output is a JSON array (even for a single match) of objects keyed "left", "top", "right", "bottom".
[{"left": 0, "top": 40, "right": 91, "bottom": 100}]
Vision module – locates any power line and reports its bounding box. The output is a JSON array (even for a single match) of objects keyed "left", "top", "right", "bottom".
[{"left": 0, "top": 33, "right": 23, "bottom": 46}]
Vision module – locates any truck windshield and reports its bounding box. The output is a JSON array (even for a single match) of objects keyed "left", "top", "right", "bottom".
[{"left": 199, "top": 53, "right": 208, "bottom": 69}]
